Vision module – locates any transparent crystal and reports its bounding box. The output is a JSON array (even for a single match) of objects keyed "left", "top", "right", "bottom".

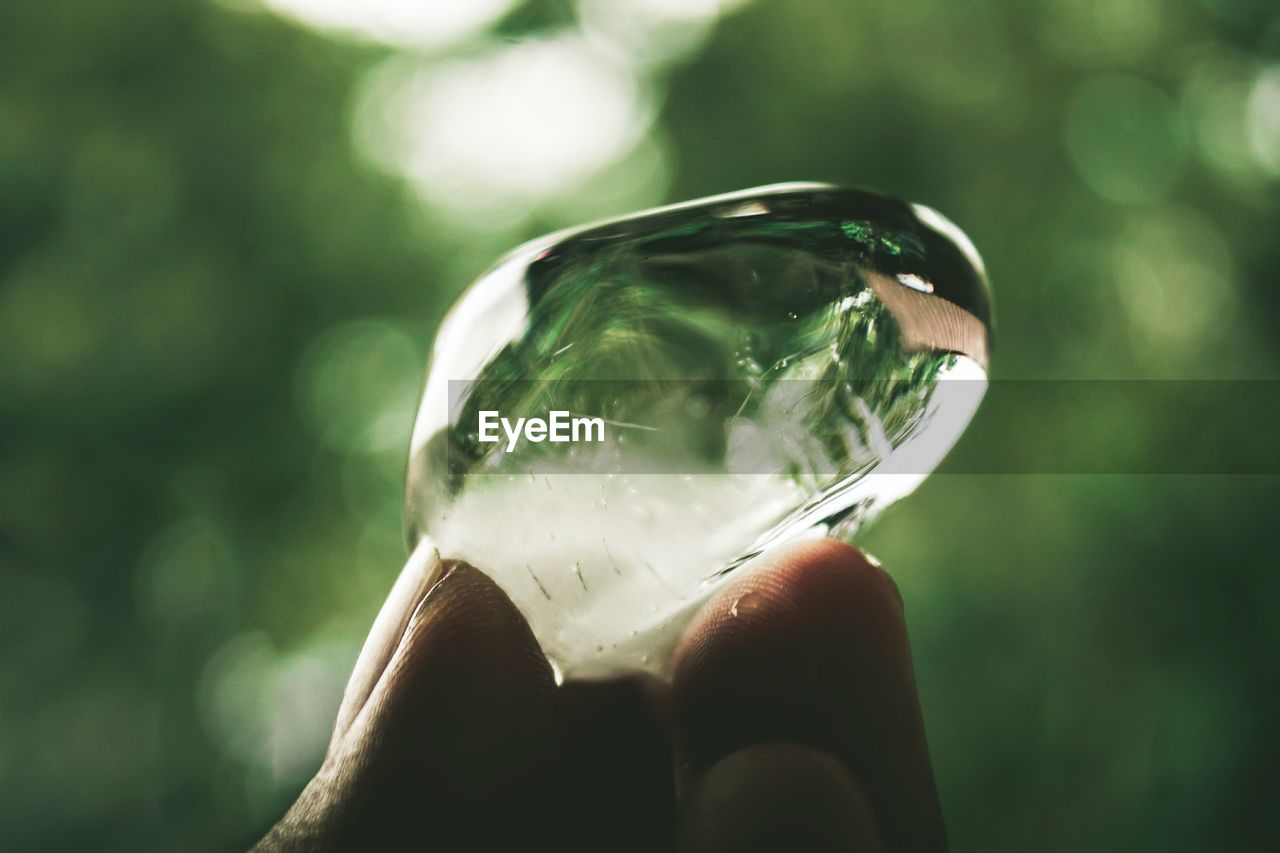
[{"left": 406, "top": 183, "right": 992, "bottom": 679}]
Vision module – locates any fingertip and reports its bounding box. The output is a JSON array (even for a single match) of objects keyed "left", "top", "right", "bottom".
[
  {"left": 676, "top": 742, "right": 884, "bottom": 853},
  {"left": 672, "top": 538, "right": 946, "bottom": 853},
  {"left": 674, "top": 538, "right": 903, "bottom": 682},
  {"left": 342, "top": 562, "right": 559, "bottom": 809},
  {"left": 384, "top": 562, "right": 557, "bottom": 723},
  {"left": 750, "top": 538, "right": 902, "bottom": 617}
]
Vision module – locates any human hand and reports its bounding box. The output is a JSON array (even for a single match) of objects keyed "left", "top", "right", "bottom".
[{"left": 256, "top": 539, "right": 946, "bottom": 852}]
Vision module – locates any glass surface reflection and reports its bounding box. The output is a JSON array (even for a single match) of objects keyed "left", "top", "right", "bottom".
[{"left": 406, "top": 183, "right": 993, "bottom": 678}]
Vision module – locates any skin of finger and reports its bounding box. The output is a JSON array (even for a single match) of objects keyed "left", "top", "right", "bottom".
[
  {"left": 329, "top": 542, "right": 442, "bottom": 749},
  {"left": 260, "top": 564, "right": 561, "bottom": 851},
  {"left": 673, "top": 539, "right": 947, "bottom": 853},
  {"left": 676, "top": 742, "right": 884, "bottom": 853},
  {"left": 527, "top": 676, "right": 677, "bottom": 853}
]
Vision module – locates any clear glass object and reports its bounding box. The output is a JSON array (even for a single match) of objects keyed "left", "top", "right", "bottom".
[{"left": 405, "top": 183, "right": 992, "bottom": 679}]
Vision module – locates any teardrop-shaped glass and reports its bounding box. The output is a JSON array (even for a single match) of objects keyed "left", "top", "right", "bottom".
[{"left": 406, "top": 183, "right": 992, "bottom": 679}]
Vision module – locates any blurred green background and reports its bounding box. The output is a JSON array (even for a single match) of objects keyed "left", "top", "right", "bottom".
[{"left": 2, "top": 0, "right": 1278, "bottom": 849}]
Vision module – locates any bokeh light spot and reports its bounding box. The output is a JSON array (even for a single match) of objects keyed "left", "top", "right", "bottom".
[
  {"left": 297, "top": 319, "right": 422, "bottom": 454},
  {"left": 199, "top": 632, "right": 278, "bottom": 767},
  {"left": 1246, "top": 65, "right": 1280, "bottom": 177},
  {"left": 354, "top": 35, "right": 653, "bottom": 221},
  {"left": 1040, "top": 0, "right": 1163, "bottom": 67},
  {"left": 199, "top": 628, "right": 358, "bottom": 790},
  {"left": 1181, "top": 47, "right": 1267, "bottom": 186},
  {"left": 1111, "top": 206, "right": 1240, "bottom": 372},
  {"left": 256, "top": 0, "right": 520, "bottom": 49},
  {"left": 1066, "top": 74, "right": 1188, "bottom": 204},
  {"left": 578, "top": 0, "right": 754, "bottom": 69}
]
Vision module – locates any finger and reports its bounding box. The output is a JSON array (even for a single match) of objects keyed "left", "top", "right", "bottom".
[
  {"left": 536, "top": 676, "right": 676, "bottom": 852},
  {"left": 323, "top": 563, "right": 561, "bottom": 849},
  {"left": 673, "top": 539, "right": 946, "bottom": 853},
  {"left": 676, "top": 742, "right": 884, "bottom": 853},
  {"left": 329, "top": 541, "right": 443, "bottom": 749}
]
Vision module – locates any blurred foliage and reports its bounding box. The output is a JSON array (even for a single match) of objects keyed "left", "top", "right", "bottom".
[{"left": 1, "top": 0, "right": 1278, "bottom": 850}]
